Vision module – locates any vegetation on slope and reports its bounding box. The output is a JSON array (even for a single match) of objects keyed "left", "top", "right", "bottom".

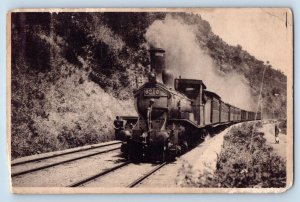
[
  {"left": 181, "top": 123, "right": 286, "bottom": 188},
  {"left": 213, "top": 123, "right": 286, "bottom": 188}
]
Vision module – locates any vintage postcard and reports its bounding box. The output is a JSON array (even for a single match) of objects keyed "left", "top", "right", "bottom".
[{"left": 7, "top": 8, "right": 293, "bottom": 194}]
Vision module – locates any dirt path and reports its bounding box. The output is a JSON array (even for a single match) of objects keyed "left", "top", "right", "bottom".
[{"left": 259, "top": 122, "right": 286, "bottom": 159}]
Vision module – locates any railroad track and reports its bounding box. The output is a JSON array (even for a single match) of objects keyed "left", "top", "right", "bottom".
[
  {"left": 127, "top": 162, "right": 167, "bottom": 187},
  {"left": 67, "top": 161, "right": 167, "bottom": 188},
  {"left": 68, "top": 161, "right": 132, "bottom": 187},
  {"left": 11, "top": 141, "right": 122, "bottom": 177}
]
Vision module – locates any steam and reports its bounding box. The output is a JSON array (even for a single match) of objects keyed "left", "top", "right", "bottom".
[{"left": 145, "top": 15, "right": 255, "bottom": 110}]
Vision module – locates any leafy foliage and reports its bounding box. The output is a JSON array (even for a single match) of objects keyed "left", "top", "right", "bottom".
[
  {"left": 213, "top": 123, "right": 286, "bottom": 188},
  {"left": 180, "top": 123, "right": 286, "bottom": 188},
  {"left": 212, "top": 123, "right": 285, "bottom": 188}
]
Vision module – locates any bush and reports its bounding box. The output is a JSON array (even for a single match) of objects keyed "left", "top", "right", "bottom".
[
  {"left": 180, "top": 123, "right": 286, "bottom": 188},
  {"left": 278, "top": 119, "right": 287, "bottom": 134},
  {"left": 213, "top": 123, "right": 286, "bottom": 188}
]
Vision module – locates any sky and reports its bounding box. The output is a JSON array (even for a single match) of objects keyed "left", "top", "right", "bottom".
[{"left": 198, "top": 8, "right": 293, "bottom": 75}]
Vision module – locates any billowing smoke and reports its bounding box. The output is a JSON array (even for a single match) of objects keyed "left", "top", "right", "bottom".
[{"left": 145, "top": 15, "right": 255, "bottom": 110}]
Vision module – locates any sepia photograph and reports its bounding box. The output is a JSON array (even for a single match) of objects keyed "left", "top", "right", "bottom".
[{"left": 7, "top": 8, "right": 293, "bottom": 194}]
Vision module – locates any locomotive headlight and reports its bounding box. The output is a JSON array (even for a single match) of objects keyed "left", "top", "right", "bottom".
[{"left": 148, "top": 72, "right": 156, "bottom": 83}]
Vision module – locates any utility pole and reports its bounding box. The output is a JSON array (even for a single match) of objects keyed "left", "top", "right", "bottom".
[
  {"left": 260, "top": 96, "right": 263, "bottom": 120},
  {"left": 249, "top": 62, "right": 267, "bottom": 154},
  {"left": 273, "top": 92, "right": 279, "bottom": 120}
]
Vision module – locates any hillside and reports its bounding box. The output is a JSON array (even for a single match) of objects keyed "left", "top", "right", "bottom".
[{"left": 11, "top": 12, "right": 287, "bottom": 159}]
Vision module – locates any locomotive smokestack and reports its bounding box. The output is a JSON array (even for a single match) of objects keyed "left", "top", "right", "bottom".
[
  {"left": 149, "top": 48, "right": 166, "bottom": 84},
  {"left": 149, "top": 48, "right": 174, "bottom": 88}
]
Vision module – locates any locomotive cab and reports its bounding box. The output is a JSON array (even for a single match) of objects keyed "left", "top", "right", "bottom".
[{"left": 175, "top": 79, "right": 206, "bottom": 126}]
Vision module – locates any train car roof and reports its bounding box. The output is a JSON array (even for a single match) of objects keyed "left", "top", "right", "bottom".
[
  {"left": 175, "top": 78, "right": 207, "bottom": 89},
  {"left": 203, "top": 90, "right": 220, "bottom": 99},
  {"left": 226, "top": 103, "right": 232, "bottom": 107}
]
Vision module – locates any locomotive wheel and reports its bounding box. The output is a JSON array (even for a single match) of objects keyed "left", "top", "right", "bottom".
[
  {"left": 181, "top": 141, "right": 188, "bottom": 154},
  {"left": 162, "top": 141, "right": 178, "bottom": 162},
  {"left": 159, "top": 140, "right": 171, "bottom": 162},
  {"left": 159, "top": 141, "right": 167, "bottom": 162},
  {"left": 128, "top": 142, "right": 143, "bottom": 162},
  {"left": 200, "top": 129, "right": 209, "bottom": 140},
  {"left": 121, "top": 143, "right": 130, "bottom": 160},
  {"left": 162, "top": 149, "right": 167, "bottom": 162}
]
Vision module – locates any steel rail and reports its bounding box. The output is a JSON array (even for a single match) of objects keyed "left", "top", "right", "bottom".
[
  {"left": 127, "top": 162, "right": 167, "bottom": 188},
  {"left": 12, "top": 141, "right": 122, "bottom": 166},
  {"left": 11, "top": 147, "right": 121, "bottom": 177},
  {"left": 67, "top": 161, "right": 131, "bottom": 187}
]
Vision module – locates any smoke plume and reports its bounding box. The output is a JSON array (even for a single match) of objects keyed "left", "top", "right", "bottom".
[{"left": 145, "top": 15, "right": 255, "bottom": 110}]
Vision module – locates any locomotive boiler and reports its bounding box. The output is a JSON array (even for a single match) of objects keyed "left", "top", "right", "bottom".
[{"left": 114, "top": 48, "right": 260, "bottom": 162}]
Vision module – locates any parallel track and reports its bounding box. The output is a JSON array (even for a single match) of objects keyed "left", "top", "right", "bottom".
[
  {"left": 12, "top": 145, "right": 121, "bottom": 177},
  {"left": 127, "top": 162, "right": 167, "bottom": 187},
  {"left": 67, "top": 161, "right": 167, "bottom": 188},
  {"left": 67, "top": 161, "right": 131, "bottom": 187},
  {"left": 12, "top": 141, "right": 121, "bottom": 166}
]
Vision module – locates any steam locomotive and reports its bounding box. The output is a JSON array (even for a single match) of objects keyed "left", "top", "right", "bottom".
[{"left": 114, "top": 48, "right": 260, "bottom": 162}]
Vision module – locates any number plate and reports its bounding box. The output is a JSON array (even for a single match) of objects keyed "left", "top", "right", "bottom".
[{"left": 144, "top": 88, "right": 161, "bottom": 97}]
